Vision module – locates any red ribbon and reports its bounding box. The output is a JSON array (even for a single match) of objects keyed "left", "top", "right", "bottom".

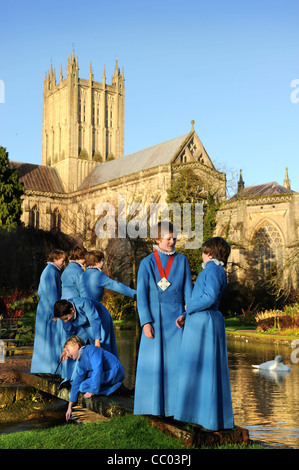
[{"left": 154, "top": 251, "right": 174, "bottom": 280}]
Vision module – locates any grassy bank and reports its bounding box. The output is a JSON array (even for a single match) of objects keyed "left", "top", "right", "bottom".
[
  {"left": 0, "top": 413, "right": 263, "bottom": 449},
  {"left": 0, "top": 414, "right": 186, "bottom": 449},
  {"left": 224, "top": 317, "right": 299, "bottom": 343}
]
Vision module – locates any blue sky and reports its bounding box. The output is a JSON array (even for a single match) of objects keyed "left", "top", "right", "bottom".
[{"left": 0, "top": 0, "right": 298, "bottom": 193}]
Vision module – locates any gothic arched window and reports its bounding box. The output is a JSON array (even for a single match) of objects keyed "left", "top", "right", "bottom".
[
  {"left": 51, "top": 208, "right": 61, "bottom": 231},
  {"left": 252, "top": 221, "right": 283, "bottom": 277},
  {"left": 29, "top": 205, "right": 39, "bottom": 229}
]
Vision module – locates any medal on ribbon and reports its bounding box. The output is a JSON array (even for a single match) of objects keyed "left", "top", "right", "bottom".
[{"left": 154, "top": 250, "right": 174, "bottom": 291}]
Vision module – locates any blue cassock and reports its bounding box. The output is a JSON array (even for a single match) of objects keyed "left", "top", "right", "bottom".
[
  {"left": 59, "top": 296, "right": 119, "bottom": 381},
  {"left": 31, "top": 263, "right": 65, "bottom": 374},
  {"left": 174, "top": 260, "right": 234, "bottom": 431},
  {"left": 134, "top": 250, "right": 193, "bottom": 417},
  {"left": 61, "top": 261, "right": 84, "bottom": 299},
  {"left": 61, "top": 297, "right": 118, "bottom": 357},
  {"left": 69, "top": 345, "right": 124, "bottom": 402},
  {"left": 79, "top": 267, "right": 136, "bottom": 301}
]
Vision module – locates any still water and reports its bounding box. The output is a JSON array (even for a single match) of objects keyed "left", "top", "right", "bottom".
[{"left": 115, "top": 329, "right": 299, "bottom": 449}]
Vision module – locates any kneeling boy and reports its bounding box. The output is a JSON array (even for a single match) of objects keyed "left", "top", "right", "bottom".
[{"left": 62, "top": 336, "right": 124, "bottom": 421}]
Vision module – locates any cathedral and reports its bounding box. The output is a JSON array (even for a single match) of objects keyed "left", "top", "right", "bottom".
[
  {"left": 216, "top": 169, "right": 298, "bottom": 288},
  {"left": 10, "top": 52, "right": 299, "bottom": 288}
]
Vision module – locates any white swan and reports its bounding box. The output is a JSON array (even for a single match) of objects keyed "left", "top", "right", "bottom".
[{"left": 252, "top": 355, "right": 291, "bottom": 372}]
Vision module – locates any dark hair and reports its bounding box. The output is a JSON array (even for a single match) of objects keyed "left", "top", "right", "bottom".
[
  {"left": 202, "top": 237, "right": 231, "bottom": 266},
  {"left": 54, "top": 299, "right": 73, "bottom": 318},
  {"left": 85, "top": 250, "right": 104, "bottom": 267},
  {"left": 155, "top": 221, "right": 176, "bottom": 240},
  {"left": 69, "top": 245, "right": 87, "bottom": 260},
  {"left": 48, "top": 249, "right": 67, "bottom": 262}
]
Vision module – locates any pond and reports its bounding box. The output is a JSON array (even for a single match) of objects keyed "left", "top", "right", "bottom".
[{"left": 115, "top": 329, "right": 299, "bottom": 449}]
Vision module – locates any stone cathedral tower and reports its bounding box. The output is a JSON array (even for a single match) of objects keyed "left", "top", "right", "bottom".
[{"left": 42, "top": 50, "right": 125, "bottom": 191}]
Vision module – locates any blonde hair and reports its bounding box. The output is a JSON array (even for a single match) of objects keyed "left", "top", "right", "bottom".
[{"left": 64, "top": 335, "right": 86, "bottom": 349}]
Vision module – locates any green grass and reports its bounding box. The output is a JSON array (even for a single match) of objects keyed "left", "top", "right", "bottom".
[
  {"left": 224, "top": 317, "right": 255, "bottom": 331},
  {"left": 0, "top": 415, "right": 188, "bottom": 449},
  {"left": 0, "top": 414, "right": 262, "bottom": 450}
]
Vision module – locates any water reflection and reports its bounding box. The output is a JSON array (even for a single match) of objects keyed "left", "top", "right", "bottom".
[
  {"left": 227, "top": 337, "right": 299, "bottom": 449},
  {"left": 115, "top": 329, "right": 138, "bottom": 390},
  {"left": 116, "top": 330, "right": 299, "bottom": 449},
  {"left": 252, "top": 368, "right": 290, "bottom": 384}
]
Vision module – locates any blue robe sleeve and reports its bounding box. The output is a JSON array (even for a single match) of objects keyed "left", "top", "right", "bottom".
[
  {"left": 81, "top": 298, "right": 102, "bottom": 340},
  {"left": 98, "top": 272, "right": 136, "bottom": 298},
  {"left": 136, "top": 258, "right": 154, "bottom": 327},
  {"left": 182, "top": 256, "right": 193, "bottom": 309},
  {"left": 61, "top": 318, "right": 76, "bottom": 336},
  {"left": 187, "top": 265, "right": 225, "bottom": 315}
]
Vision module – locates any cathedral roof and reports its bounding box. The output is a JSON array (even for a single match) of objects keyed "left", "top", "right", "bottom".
[
  {"left": 231, "top": 181, "right": 294, "bottom": 200},
  {"left": 10, "top": 162, "right": 65, "bottom": 193},
  {"left": 79, "top": 133, "right": 190, "bottom": 189}
]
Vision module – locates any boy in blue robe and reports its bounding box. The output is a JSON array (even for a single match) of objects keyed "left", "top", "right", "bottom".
[
  {"left": 62, "top": 336, "right": 124, "bottom": 421},
  {"left": 61, "top": 245, "right": 87, "bottom": 299},
  {"left": 54, "top": 297, "right": 119, "bottom": 381},
  {"left": 31, "top": 249, "right": 67, "bottom": 374},
  {"left": 134, "top": 222, "right": 193, "bottom": 417},
  {"left": 174, "top": 237, "right": 234, "bottom": 431},
  {"left": 79, "top": 250, "right": 136, "bottom": 301}
]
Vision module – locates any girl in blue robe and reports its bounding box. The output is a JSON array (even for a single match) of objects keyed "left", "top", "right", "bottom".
[
  {"left": 63, "top": 336, "right": 124, "bottom": 421},
  {"left": 174, "top": 237, "right": 234, "bottom": 431},
  {"left": 31, "top": 249, "right": 67, "bottom": 374},
  {"left": 61, "top": 245, "right": 87, "bottom": 299},
  {"left": 134, "top": 222, "right": 193, "bottom": 417},
  {"left": 79, "top": 250, "right": 136, "bottom": 301}
]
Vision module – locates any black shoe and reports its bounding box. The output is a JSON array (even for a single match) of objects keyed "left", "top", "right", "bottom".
[{"left": 58, "top": 379, "right": 71, "bottom": 391}]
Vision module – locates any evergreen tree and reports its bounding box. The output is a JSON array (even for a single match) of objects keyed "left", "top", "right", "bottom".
[
  {"left": 166, "top": 167, "right": 220, "bottom": 277},
  {"left": 203, "top": 192, "right": 220, "bottom": 241},
  {"left": 166, "top": 167, "right": 203, "bottom": 205},
  {"left": 166, "top": 168, "right": 203, "bottom": 277},
  {"left": 0, "top": 146, "right": 24, "bottom": 227}
]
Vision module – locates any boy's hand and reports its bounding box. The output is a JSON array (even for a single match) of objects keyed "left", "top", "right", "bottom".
[
  {"left": 175, "top": 314, "right": 186, "bottom": 329},
  {"left": 143, "top": 323, "right": 154, "bottom": 338},
  {"left": 66, "top": 402, "right": 73, "bottom": 421},
  {"left": 60, "top": 351, "right": 68, "bottom": 362}
]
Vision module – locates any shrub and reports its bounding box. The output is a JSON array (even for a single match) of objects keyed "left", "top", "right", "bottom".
[
  {"left": 15, "top": 309, "right": 36, "bottom": 343},
  {"left": 2, "top": 288, "right": 32, "bottom": 319},
  {"left": 255, "top": 309, "right": 299, "bottom": 332},
  {"left": 220, "top": 277, "right": 299, "bottom": 317},
  {"left": 101, "top": 290, "right": 135, "bottom": 321},
  {"left": 0, "top": 291, "right": 38, "bottom": 343}
]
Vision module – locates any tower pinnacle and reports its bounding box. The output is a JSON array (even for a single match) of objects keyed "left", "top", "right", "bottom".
[
  {"left": 238, "top": 169, "right": 245, "bottom": 193},
  {"left": 283, "top": 167, "right": 291, "bottom": 189}
]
